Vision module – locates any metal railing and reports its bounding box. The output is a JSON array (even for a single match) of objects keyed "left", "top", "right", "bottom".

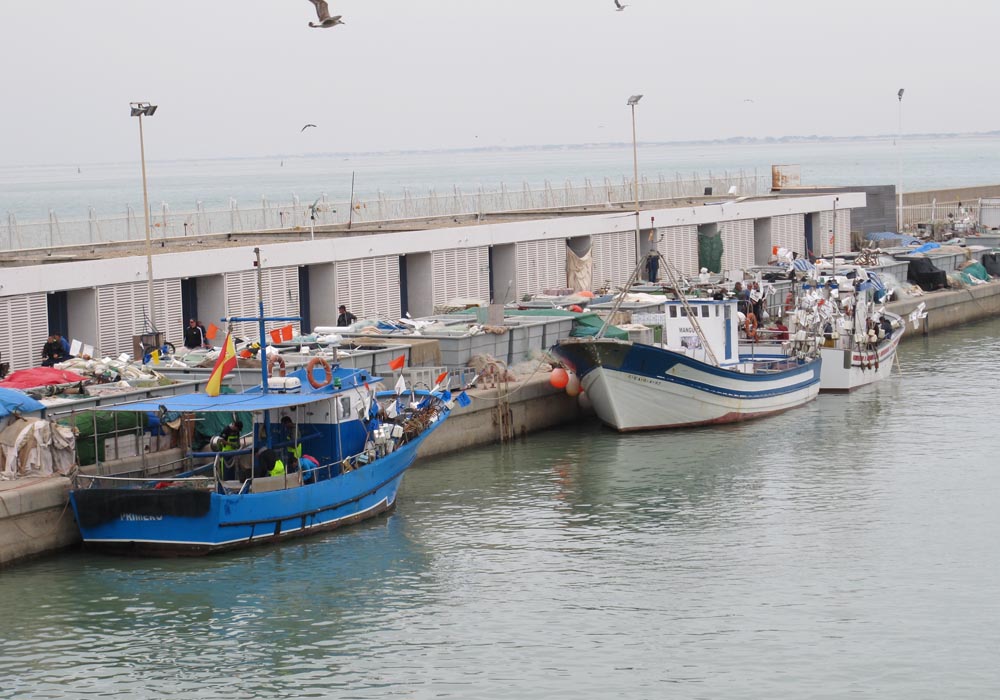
[
  {"left": 3, "top": 172, "right": 768, "bottom": 252},
  {"left": 900, "top": 199, "right": 980, "bottom": 233}
]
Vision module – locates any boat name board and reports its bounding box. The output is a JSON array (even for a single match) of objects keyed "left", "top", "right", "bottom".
[{"left": 120, "top": 513, "right": 164, "bottom": 522}]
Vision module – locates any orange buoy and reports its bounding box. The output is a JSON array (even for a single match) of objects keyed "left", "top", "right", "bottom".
[
  {"left": 568, "top": 304, "right": 583, "bottom": 313},
  {"left": 550, "top": 367, "right": 569, "bottom": 389}
]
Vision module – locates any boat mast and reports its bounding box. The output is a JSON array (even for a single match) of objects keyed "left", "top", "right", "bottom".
[{"left": 255, "top": 247, "right": 269, "bottom": 394}]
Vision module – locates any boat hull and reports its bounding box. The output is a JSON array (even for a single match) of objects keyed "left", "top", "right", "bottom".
[
  {"left": 818, "top": 314, "right": 905, "bottom": 392},
  {"left": 552, "top": 339, "right": 821, "bottom": 431},
  {"left": 70, "top": 431, "right": 432, "bottom": 556}
]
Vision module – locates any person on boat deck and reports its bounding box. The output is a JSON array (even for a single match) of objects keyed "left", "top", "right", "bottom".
[
  {"left": 336, "top": 305, "right": 357, "bottom": 327},
  {"left": 183, "top": 319, "right": 210, "bottom": 350},
  {"left": 219, "top": 420, "right": 244, "bottom": 480},
  {"left": 40, "top": 333, "right": 71, "bottom": 367},
  {"left": 255, "top": 448, "right": 286, "bottom": 478},
  {"left": 771, "top": 320, "right": 789, "bottom": 341}
]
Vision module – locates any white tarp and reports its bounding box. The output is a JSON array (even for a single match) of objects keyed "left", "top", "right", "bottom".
[{"left": 0, "top": 417, "right": 76, "bottom": 480}]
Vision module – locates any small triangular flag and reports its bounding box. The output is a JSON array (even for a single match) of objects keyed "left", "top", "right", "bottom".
[
  {"left": 388, "top": 355, "right": 405, "bottom": 371},
  {"left": 394, "top": 374, "right": 406, "bottom": 395},
  {"left": 456, "top": 391, "right": 471, "bottom": 407},
  {"left": 205, "top": 323, "right": 219, "bottom": 340}
]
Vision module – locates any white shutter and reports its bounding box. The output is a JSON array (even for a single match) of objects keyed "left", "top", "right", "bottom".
[
  {"left": 334, "top": 256, "right": 400, "bottom": 320},
  {"left": 0, "top": 293, "right": 48, "bottom": 372},
  {"left": 656, "top": 225, "right": 698, "bottom": 275},
  {"left": 818, "top": 210, "right": 851, "bottom": 256},
  {"left": 224, "top": 267, "right": 301, "bottom": 340},
  {"left": 431, "top": 247, "right": 489, "bottom": 306},
  {"left": 721, "top": 219, "right": 754, "bottom": 274},
  {"left": 94, "top": 280, "right": 181, "bottom": 357},
  {"left": 591, "top": 232, "right": 636, "bottom": 291},
  {"left": 515, "top": 238, "right": 566, "bottom": 299},
  {"left": 771, "top": 215, "right": 805, "bottom": 256}
]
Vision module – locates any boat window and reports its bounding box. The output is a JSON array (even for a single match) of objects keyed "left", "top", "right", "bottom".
[
  {"left": 669, "top": 307, "right": 678, "bottom": 318},
  {"left": 701, "top": 306, "right": 709, "bottom": 318},
  {"left": 338, "top": 397, "right": 352, "bottom": 420}
]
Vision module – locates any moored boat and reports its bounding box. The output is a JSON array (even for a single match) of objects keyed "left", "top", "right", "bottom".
[
  {"left": 551, "top": 293, "right": 822, "bottom": 431},
  {"left": 785, "top": 262, "right": 906, "bottom": 392},
  {"left": 68, "top": 248, "right": 456, "bottom": 556}
]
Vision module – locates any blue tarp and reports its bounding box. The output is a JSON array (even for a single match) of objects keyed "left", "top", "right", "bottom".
[
  {"left": 0, "top": 388, "right": 45, "bottom": 418},
  {"left": 910, "top": 242, "right": 941, "bottom": 255}
]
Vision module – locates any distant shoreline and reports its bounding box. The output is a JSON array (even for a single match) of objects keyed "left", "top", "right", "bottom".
[{"left": 3, "top": 131, "right": 1000, "bottom": 171}]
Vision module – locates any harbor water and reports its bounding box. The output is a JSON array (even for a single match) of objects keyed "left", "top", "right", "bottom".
[{"left": 2, "top": 320, "right": 998, "bottom": 698}]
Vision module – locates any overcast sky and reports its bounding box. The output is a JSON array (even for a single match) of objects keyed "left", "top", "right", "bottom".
[{"left": 2, "top": 0, "right": 995, "bottom": 166}]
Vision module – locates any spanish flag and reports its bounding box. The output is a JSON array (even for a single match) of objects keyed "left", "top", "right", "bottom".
[{"left": 206, "top": 332, "right": 237, "bottom": 397}]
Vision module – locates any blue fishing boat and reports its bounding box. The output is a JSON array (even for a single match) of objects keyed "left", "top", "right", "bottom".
[{"left": 68, "top": 249, "right": 455, "bottom": 555}]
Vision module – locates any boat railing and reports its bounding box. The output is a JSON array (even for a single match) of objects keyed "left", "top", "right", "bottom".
[{"left": 75, "top": 471, "right": 217, "bottom": 490}]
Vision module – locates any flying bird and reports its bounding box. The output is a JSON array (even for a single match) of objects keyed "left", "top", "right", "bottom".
[
  {"left": 307, "top": 0, "right": 344, "bottom": 28},
  {"left": 301, "top": 124, "right": 317, "bottom": 132},
  {"left": 614, "top": 0, "right": 627, "bottom": 10}
]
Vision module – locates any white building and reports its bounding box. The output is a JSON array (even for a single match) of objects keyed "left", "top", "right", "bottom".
[{"left": 0, "top": 192, "right": 861, "bottom": 372}]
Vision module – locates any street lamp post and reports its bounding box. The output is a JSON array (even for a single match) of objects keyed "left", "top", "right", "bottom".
[
  {"left": 130, "top": 101, "right": 158, "bottom": 333},
  {"left": 627, "top": 94, "right": 643, "bottom": 265},
  {"left": 897, "top": 88, "right": 904, "bottom": 233}
]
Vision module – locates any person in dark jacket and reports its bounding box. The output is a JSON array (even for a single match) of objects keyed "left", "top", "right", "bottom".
[
  {"left": 183, "top": 319, "right": 209, "bottom": 349},
  {"left": 336, "top": 305, "right": 357, "bottom": 327},
  {"left": 41, "top": 334, "right": 71, "bottom": 367}
]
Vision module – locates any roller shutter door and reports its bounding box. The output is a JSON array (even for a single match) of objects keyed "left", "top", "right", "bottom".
[
  {"left": 721, "top": 219, "right": 754, "bottom": 274},
  {"left": 591, "top": 231, "right": 636, "bottom": 291},
  {"left": 224, "top": 267, "right": 300, "bottom": 340},
  {"left": 96, "top": 280, "right": 182, "bottom": 358},
  {"left": 771, "top": 214, "right": 805, "bottom": 256},
  {"left": 431, "top": 247, "right": 490, "bottom": 307},
  {"left": 656, "top": 225, "right": 698, "bottom": 276},
  {"left": 515, "top": 238, "right": 566, "bottom": 299},
  {"left": 334, "top": 256, "right": 400, "bottom": 320},
  {"left": 818, "top": 210, "right": 852, "bottom": 257},
  {"left": 0, "top": 293, "right": 48, "bottom": 372}
]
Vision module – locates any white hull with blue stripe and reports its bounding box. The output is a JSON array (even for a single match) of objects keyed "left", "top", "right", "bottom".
[{"left": 553, "top": 337, "right": 821, "bottom": 431}]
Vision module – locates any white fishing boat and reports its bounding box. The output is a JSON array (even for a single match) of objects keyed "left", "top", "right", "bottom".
[
  {"left": 550, "top": 255, "right": 823, "bottom": 431},
  {"left": 786, "top": 262, "right": 906, "bottom": 392}
]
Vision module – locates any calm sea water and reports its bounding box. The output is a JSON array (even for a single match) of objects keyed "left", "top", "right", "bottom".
[
  {"left": 3, "top": 135, "right": 1000, "bottom": 222},
  {"left": 3, "top": 318, "right": 999, "bottom": 699}
]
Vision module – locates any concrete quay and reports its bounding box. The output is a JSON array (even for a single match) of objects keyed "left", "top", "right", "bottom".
[{"left": 2, "top": 280, "right": 998, "bottom": 569}]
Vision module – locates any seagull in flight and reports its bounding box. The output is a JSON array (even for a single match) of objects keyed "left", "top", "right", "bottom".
[
  {"left": 307, "top": 0, "right": 344, "bottom": 28},
  {"left": 301, "top": 124, "right": 317, "bottom": 132},
  {"left": 614, "top": 0, "right": 627, "bottom": 10}
]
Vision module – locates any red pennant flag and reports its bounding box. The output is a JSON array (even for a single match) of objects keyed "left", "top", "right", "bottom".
[
  {"left": 435, "top": 370, "right": 449, "bottom": 386},
  {"left": 388, "top": 354, "right": 405, "bottom": 371},
  {"left": 269, "top": 328, "right": 282, "bottom": 344},
  {"left": 281, "top": 324, "right": 294, "bottom": 341}
]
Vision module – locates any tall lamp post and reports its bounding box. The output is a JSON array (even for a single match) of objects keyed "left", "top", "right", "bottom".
[
  {"left": 130, "top": 101, "right": 158, "bottom": 333},
  {"left": 896, "top": 88, "right": 904, "bottom": 233},
  {"left": 627, "top": 94, "right": 643, "bottom": 265}
]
